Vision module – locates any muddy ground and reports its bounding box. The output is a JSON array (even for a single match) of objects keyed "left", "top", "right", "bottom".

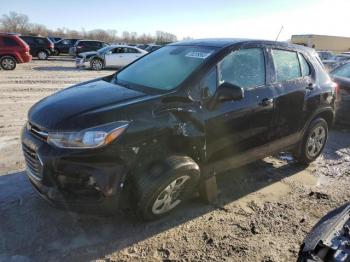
[{"left": 0, "top": 57, "right": 349, "bottom": 262}]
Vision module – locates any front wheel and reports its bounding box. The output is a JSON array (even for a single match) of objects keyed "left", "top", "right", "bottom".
[
  {"left": 90, "top": 58, "right": 104, "bottom": 70},
  {"left": 133, "top": 155, "right": 200, "bottom": 220},
  {"left": 0, "top": 56, "right": 16, "bottom": 70},
  {"left": 294, "top": 118, "right": 328, "bottom": 164}
]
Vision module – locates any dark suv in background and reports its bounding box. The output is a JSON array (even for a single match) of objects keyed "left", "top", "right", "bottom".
[
  {"left": 0, "top": 33, "right": 32, "bottom": 70},
  {"left": 70, "top": 40, "right": 109, "bottom": 56},
  {"left": 53, "top": 38, "right": 80, "bottom": 55},
  {"left": 20, "top": 35, "right": 55, "bottom": 60},
  {"left": 21, "top": 39, "right": 336, "bottom": 220}
]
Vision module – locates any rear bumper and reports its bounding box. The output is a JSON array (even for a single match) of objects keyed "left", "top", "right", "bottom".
[
  {"left": 21, "top": 124, "right": 129, "bottom": 214},
  {"left": 16, "top": 53, "right": 32, "bottom": 63}
]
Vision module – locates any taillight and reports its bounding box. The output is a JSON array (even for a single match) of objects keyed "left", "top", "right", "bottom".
[{"left": 49, "top": 43, "right": 54, "bottom": 48}]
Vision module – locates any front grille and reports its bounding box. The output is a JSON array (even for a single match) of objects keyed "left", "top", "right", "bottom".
[{"left": 22, "top": 143, "right": 42, "bottom": 180}]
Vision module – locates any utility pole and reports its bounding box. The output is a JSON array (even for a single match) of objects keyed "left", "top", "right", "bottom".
[{"left": 275, "top": 26, "right": 284, "bottom": 41}]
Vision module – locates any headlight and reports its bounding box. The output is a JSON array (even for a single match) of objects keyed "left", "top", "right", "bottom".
[{"left": 47, "top": 121, "right": 129, "bottom": 149}]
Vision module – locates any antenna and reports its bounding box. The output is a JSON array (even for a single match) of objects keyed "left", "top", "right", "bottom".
[{"left": 275, "top": 26, "right": 284, "bottom": 41}]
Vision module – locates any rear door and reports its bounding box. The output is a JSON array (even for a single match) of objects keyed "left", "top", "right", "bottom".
[
  {"left": 268, "top": 48, "right": 312, "bottom": 140},
  {"left": 202, "top": 46, "right": 277, "bottom": 161}
]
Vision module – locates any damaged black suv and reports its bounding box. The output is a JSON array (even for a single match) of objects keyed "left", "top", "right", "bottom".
[{"left": 21, "top": 39, "right": 336, "bottom": 220}]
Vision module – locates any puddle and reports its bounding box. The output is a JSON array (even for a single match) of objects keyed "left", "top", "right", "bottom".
[{"left": 231, "top": 168, "right": 326, "bottom": 211}]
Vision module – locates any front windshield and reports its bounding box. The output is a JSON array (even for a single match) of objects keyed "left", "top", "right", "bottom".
[
  {"left": 115, "top": 45, "right": 217, "bottom": 91},
  {"left": 332, "top": 63, "right": 350, "bottom": 78}
]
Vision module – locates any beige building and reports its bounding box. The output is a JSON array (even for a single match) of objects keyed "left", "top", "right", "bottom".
[{"left": 291, "top": 34, "right": 350, "bottom": 52}]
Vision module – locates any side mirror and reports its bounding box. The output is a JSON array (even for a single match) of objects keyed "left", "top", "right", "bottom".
[{"left": 215, "top": 82, "right": 244, "bottom": 102}]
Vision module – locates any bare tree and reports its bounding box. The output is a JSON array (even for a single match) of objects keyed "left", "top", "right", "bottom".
[
  {"left": 0, "top": 11, "right": 30, "bottom": 33},
  {"left": 0, "top": 11, "right": 180, "bottom": 44}
]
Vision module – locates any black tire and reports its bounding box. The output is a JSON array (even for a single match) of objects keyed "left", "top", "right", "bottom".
[
  {"left": 294, "top": 118, "right": 328, "bottom": 164},
  {"left": 90, "top": 58, "right": 104, "bottom": 70},
  {"left": 0, "top": 56, "right": 16, "bottom": 70},
  {"left": 37, "top": 50, "right": 48, "bottom": 60},
  {"left": 54, "top": 48, "right": 60, "bottom": 56},
  {"left": 133, "top": 155, "right": 200, "bottom": 220}
]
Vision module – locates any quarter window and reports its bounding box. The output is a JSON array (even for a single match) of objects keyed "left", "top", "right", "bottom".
[
  {"left": 3, "top": 37, "right": 19, "bottom": 47},
  {"left": 298, "top": 53, "right": 311, "bottom": 76},
  {"left": 272, "top": 49, "right": 301, "bottom": 82},
  {"left": 218, "top": 48, "right": 265, "bottom": 89}
]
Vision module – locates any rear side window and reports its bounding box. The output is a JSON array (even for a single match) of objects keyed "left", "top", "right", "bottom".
[
  {"left": 219, "top": 48, "right": 265, "bottom": 89},
  {"left": 35, "top": 38, "right": 47, "bottom": 45},
  {"left": 3, "top": 37, "right": 20, "bottom": 47},
  {"left": 298, "top": 53, "right": 311, "bottom": 76},
  {"left": 21, "top": 37, "right": 34, "bottom": 44},
  {"left": 272, "top": 49, "right": 301, "bottom": 82}
]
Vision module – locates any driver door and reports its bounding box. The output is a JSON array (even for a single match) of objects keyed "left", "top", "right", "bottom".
[{"left": 201, "top": 47, "right": 277, "bottom": 162}]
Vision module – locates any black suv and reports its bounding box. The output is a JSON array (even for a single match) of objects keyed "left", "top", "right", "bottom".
[
  {"left": 53, "top": 38, "right": 80, "bottom": 55},
  {"left": 70, "top": 40, "right": 109, "bottom": 56},
  {"left": 21, "top": 39, "right": 336, "bottom": 220},
  {"left": 19, "top": 35, "right": 55, "bottom": 60}
]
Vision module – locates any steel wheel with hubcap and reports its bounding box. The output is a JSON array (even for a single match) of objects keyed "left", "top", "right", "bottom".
[
  {"left": 306, "top": 125, "right": 326, "bottom": 158},
  {"left": 294, "top": 118, "right": 328, "bottom": 164},
  {"left": 152, "top": 175, "right": 190, "bottom": 215},
  {"left": 0, "top": 56, "right": 16, "bottom": 70},
  {"left": 134, "top": 155, "right": 200, "bottom": 220}
]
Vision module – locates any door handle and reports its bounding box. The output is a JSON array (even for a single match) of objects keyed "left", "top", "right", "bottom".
[{"left": 260, "top": 98, "right": 273, "bottom": 107}]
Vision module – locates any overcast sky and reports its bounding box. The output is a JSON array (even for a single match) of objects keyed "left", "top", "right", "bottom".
[{"left": 1, "top": 0, "right": 349, "bottom": 40}]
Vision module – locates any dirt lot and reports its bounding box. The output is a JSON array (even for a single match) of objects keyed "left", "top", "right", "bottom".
[{"left": 0, "top": 57, "right": 349, "bottom": 262}]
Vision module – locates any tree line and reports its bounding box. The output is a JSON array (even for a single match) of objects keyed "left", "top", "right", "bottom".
[{"left": 0, "top": 11, "right": 178, "bottom": 44}]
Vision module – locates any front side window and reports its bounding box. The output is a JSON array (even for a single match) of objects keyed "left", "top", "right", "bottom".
[
  {"left": 272, "top": 49, "right": 302, "bottom": 82},
  {"left": 116, "top": 45, "right": 217, "bottom": 91},
  {"left": 218, "top": 48, "right": 265, "bottom": 89}
]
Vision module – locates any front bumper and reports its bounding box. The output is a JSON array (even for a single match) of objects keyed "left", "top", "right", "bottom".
[
  {"left": 21, "top": 124, "right": 128, "bottom": 214},
  {"left": 75, "top": 58, "right": 90, "bottom": 68}
]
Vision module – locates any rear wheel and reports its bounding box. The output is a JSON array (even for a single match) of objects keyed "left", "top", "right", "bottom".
[
  {"left": 0, "top": 56, "right": 16, "bottom": 70},
  {"left": 133, "top": 155, "right": 200, "bottom": 220},
  {"left": 294, "top": 118, "right": 328, "bottom": 164},
  {"left": 91, "top": 58, "right": 104, "bottom": 70},
  {"left": 37, "top": 51, "right": 48, "bottom": 60}
]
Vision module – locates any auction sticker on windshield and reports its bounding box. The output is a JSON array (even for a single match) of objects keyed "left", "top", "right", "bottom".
[{"left": 185, "top": 51, "right": 213, "bottom": 59}]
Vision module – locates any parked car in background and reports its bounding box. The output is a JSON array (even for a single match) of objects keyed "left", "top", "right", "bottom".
[
  {"left": 322, "top": 54, "right": 350, "bottom": 71},
  {"left": 76, "top": 45, "right": 147, "bottom": 70},
  {"left": 136, "top": 44, "right": 150, "bottom": 50},
  {"left": 0, "top": 33, "right": 32, "bottom": 70},
  {"left": 317, "top": 51, "right": 333, "bottom": 61},
  {"left": 19, "top": 35, "right": 55, "bottom": 60},
  {"left": 48, "top": 37, "right": 62, "bottom": 43},
  {"left": 69, "top": 40, "right": 109, "bottom": 56},
  {"left": 54, "top": 38, "right": 80, "bottom": 55},
  {"left": 330, "top": 62, "right": 350, "bottom": 125},
  {"left": 22, "top": 39, "right": 336, "bottom": 220},
  {"left": 144, "top": 44, "right": 161, "bottom": 52}
]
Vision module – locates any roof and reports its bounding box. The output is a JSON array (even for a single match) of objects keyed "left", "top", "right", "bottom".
[
  {"left": 170, "top": 38, "right": 314, "bottom": 52},
  {"left": 170, "top": 38, "right": 250, "bottom": 47}
]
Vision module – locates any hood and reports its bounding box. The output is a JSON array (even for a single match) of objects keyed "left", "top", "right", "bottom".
[
  {"left": 78, "top": 51, "right": 97, "bottom": 58},
  {"left": 29, "top": 79, "right": 153, "bottom": 130}
]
